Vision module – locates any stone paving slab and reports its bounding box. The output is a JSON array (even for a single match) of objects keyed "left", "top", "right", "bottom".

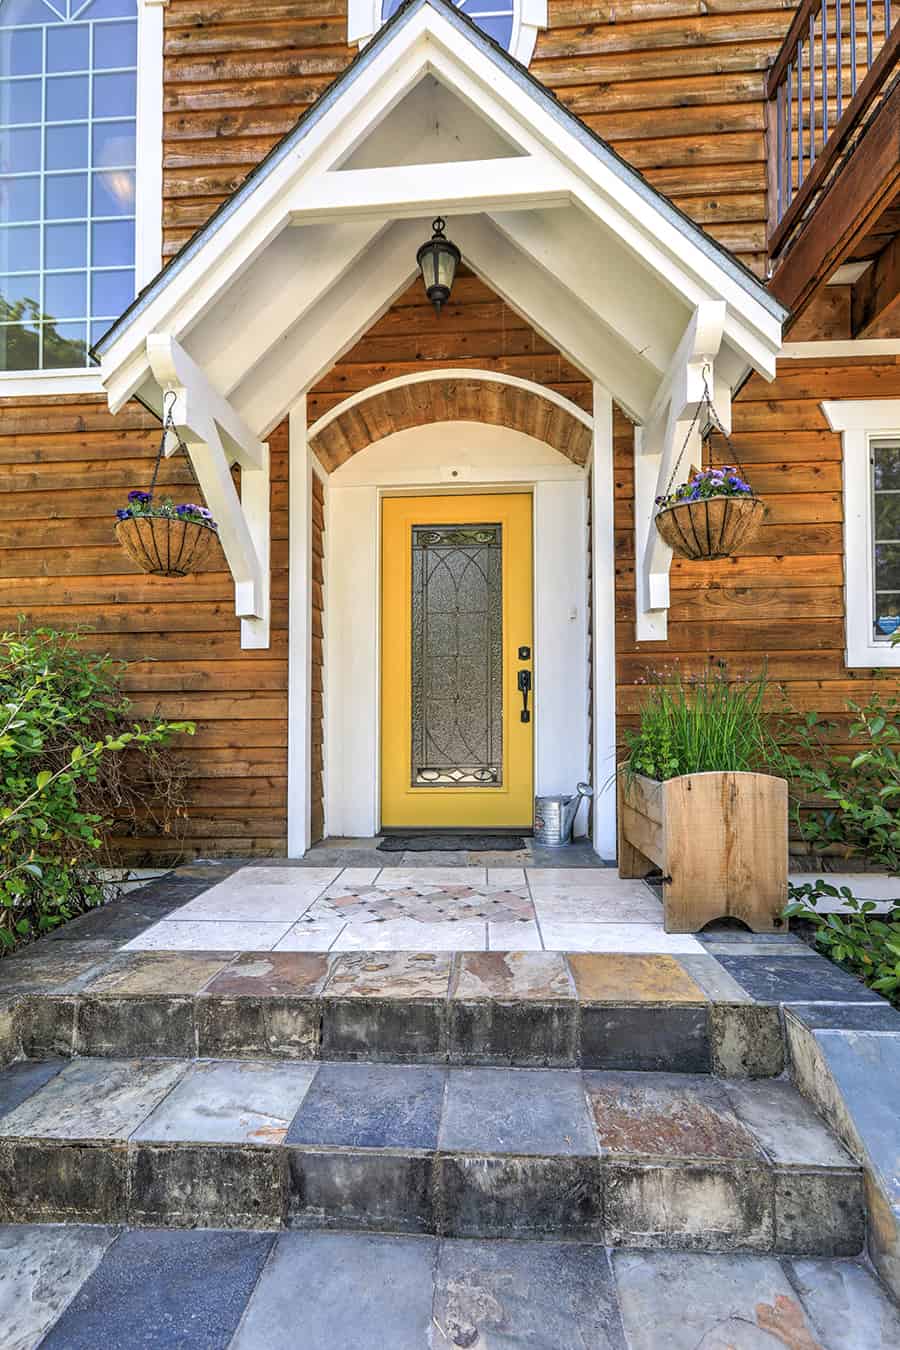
[
  {"left": 0, "top": 1224, "right": 119, "bottom": 1350},
  {"left": 0, "top": 1057, "right": 186, "bottom": 1141},
  {"left": 439, "top": 1066, "right": 597, "bottom": 1155},
  {"left": 39, "top": 1228, "right": 274, "bottom": 1350},
  {"left": 715, "top": 954, "right": 886, "bottom": 1003},
  {"left": 568, "top": 953, "right": 708, "bottom": 1003},
  {"left": 286, "top": 1062, "right": 445, "bottom": 1150},
  {"left": 133, "top": 1059, "right": 318, "bottom": 1145},
  {"left": 586, "top": 1071, "right": 763, "bottom": 1162},
  {"left": 6, "top": 1225, "right": 899, "bottom": 1349}
]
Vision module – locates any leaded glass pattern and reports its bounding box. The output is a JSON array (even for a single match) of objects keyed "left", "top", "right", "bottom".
[
  {"left": 410, "top": 523, "right": 503, "bottom": 788},
  {"left": 872, "top": 440, "right": 900, "bottom": 639},
  {"left": 0, "top": 0, "right": 137, "bottom": 370},
  {"left": 381, "top": 0, "right": 514, "bottom": 51}
]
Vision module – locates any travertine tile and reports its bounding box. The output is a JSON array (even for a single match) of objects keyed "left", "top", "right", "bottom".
[
  {"left": 78, "top": 952, "right": 230, "bottom": 997},
  {"left": 324, "top": 952, "right": 452, "bottom": 999},
  {"left": 452, "top": 952, "right": 574, "bottom": 1002},
  {"left": 540, "top": 924, "right": 703, "bottom": 955},
  {"left": 568, "top": 954, "right": 709, "bottom": 1004},
  {"left": 123, "top": 920, "right": 291, "bottom": 952}
]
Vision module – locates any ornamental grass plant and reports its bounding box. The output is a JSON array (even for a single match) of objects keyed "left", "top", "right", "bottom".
[{"left": 623, "top": 662, "right": 778, "bottom": 783}]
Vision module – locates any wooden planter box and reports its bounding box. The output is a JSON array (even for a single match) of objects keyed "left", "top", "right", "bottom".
[{"left": 617, "top": 768, "right": 788, "bottom": 933}]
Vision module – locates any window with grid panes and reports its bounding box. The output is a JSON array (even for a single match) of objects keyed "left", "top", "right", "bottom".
[
  {"left": 0, "top": 0, "right": 136, "bottom": 371},
  {"left": 381, "top": 0, "right": 515, "bottom": 49},
  {"left": 872, "top": 440, "right": 900, "bottom": 641}
]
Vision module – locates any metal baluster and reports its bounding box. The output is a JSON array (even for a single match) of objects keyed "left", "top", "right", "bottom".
[
  {"left": 887, "top": 0, "right": 892, "bottom": 35},
  {"left": 835, "top": 0, "right": 843, "bottom": 119},
  {"left": 776, "top": 82, "right": 785, "bottom": 221},
  {"left": 851, "top": 0, "right": 857, "bottom": 92},
  {"left": 786, "top": 63, "right": 794, "bottom": 205},
  {"left": 798, "top": 37, "right": 805, "bottom": 183},
  {"left": 822, "top": 0, "right": 829, "bottom": 138},
  {"left": 866, "top": 0, "right": 873, "bottom": 66},
  {"left": 814, "top": 9, "right": 820, "bottom": 164}
]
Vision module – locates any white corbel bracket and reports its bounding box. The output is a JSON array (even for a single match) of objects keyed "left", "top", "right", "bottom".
[
  {"left": 634, "top": 301, "right": 730, "bottom": 642},
  {"left": 146, "top": 333, "right": 270, "bottom": 649}
]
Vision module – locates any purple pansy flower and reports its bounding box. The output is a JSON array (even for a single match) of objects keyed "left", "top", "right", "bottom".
[
  {"left": 116, "top": 508, "right": 132, "bottom": 520},
  {"left": 127, "top": 489, "right": 152, "bottom": 503}
]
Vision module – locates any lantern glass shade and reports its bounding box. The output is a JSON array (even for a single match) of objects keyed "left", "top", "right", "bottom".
[{"left": 417, "top": 217, "right": 460, "bottom": 313}]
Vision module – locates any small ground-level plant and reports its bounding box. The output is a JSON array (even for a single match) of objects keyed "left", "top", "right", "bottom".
[
  {"left": 0, "top": 626, "right": 193, "bottom": 953},
  {"left": 786, "top": 879, "right": 900, "bottom": 1007}
]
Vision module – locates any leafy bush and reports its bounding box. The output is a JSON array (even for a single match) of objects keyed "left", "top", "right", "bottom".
[
  {"left": 0, "top": 628, "right": 193, "bottom": 951},
  {"left": 776, "top": 691, "right": 900, "bottom": 871},
  {"left": 623, "top": 663, "right": 777, "bottom": 782},
  {"left": 786, "top": 879, "right": 900, "bottom": 1005}
]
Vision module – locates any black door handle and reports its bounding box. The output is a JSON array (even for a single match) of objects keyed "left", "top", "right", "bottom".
[{"left": 517, "top": 669, "right": 532, "bottom": 723}]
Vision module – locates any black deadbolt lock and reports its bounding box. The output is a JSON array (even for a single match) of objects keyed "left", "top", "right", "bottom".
[{"left": 518, "top": 645, "right": 531, "bottom": 660}]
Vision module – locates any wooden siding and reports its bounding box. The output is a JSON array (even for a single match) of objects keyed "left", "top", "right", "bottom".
[
  {"left": 161, "top": 0, "right": 798, "bottom": 274},
  {"left": 309, "top": 375, "right": 593, "bottom": 470},
  {"left": 311, "top": 469, "right": 325, "bottom": 843},
  {"left": 307, "top": 270, "right": 592, "bottom": 424},
  {"left": 0, "top": 397, "right": 290, "bottom": 859},
  {"left": 615, "top": 354, "right": 900, "bottom": 856}
]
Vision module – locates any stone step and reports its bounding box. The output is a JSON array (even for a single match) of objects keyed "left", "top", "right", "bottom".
[
  {"left": 7, "top": 1225, "right": 900, "bottom": 1350},
  {"left": 3, "top": 948, "right": 790, "bottom": 1076},
  {"left": 0, "top": 1056, "right": 864, "bottom": 1254}
]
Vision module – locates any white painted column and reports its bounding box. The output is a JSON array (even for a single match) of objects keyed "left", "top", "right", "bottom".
[
  {"left": 533, "top": 479, "right": 589, "bottom": 833},
  {"left": 591, "top": 384, "right": 618, "bottom": 859},
  {"left": 287, "top": 401, "right": 312, "bottom": 857},
  {"left": 326, "top": 485, "right": 380, "bottom": 837}
]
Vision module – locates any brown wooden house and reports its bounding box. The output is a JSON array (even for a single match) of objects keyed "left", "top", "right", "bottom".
[{"left": 1, "top": 0, "right": 899, "bottom": 860}]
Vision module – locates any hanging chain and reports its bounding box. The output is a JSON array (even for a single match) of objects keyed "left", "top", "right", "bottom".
[
  {"left": 661, "top": 364, "right": 750, "bottom": 501},
  {"left": 147, "top": 390, "right": 204, "bottom": 500}
]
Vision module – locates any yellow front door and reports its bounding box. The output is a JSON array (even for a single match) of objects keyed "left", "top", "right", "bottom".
[{"left": 381, "top": 493, "right": 534, "bottom": 829}]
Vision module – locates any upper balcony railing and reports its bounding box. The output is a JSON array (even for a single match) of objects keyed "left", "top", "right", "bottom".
[{"left": 767, "top": 0, "right": 900, "bottom": 257}]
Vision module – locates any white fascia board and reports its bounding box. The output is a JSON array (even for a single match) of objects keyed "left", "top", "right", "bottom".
[
  {"left": 419, "top": 27, "right": 783, "bottom": 375},
  {"left": 98, "top": 0, "right": 781, "bottom": 415},
  {"left": 97, "top": 23, "right": 433, "bottom": 393},
  {"left": 822, "top": 400, "right": 900, "bottom": 433},
  {"left": 785, "top": 340, "right": 900, "bottom": 359},
  {"left": 453, "top": 214, "right": 658, "bottom": 421},
  {"left": 0, "top": 368, "right": 104, "bottom": 397}
]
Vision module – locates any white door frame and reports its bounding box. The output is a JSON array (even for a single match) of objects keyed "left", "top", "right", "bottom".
[{"left": 285, "top": 416, "right": 619, "bottom": 856}]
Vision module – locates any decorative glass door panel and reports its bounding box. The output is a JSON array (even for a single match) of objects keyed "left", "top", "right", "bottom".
[
  {"left": 411, "top": 524, "right": 502, "bottom": 787},
  {"left": 382, "top": 494, "right": 533, "bottom": 829}
]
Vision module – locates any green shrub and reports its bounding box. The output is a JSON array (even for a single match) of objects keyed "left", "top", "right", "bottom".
[
  {"left": 776, "top": 691, "right": 900, "bottom": 872},
  {"left": 622, "top": 663, "right": 777, "bottom": 782},
  {"left": 0, "top": 627, "right": 193, "bottom": 951},
  {"left": 785, "top": 879, "right": 900, "bottom": 1005}
]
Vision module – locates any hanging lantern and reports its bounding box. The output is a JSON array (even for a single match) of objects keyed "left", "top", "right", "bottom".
[{"left": 416, "top": 217, "right": 460, "bottom": 313}]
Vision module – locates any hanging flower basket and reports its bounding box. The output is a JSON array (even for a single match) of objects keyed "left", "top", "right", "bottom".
[
  {"left": 655, "top": 489, "right": 766, "bottom": 561},
  {"left": 116, "top": 506, "right": 217, "bottom": 578},
  {"left": 114, "top": 397, "right": 219, "bottom": 578}
]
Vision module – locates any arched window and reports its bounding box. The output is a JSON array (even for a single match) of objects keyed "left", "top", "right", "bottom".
[
  {"left": 0, "top": 0, "right": 137, "bottom": 371},
  {"left": 382, "top": 0, "right": 514, "bottom": 51},
  {"left": 348, "top": 0, "right": 546, "bottom": 67}
]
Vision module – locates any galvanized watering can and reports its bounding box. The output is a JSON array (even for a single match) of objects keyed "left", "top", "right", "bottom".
[{"left": 533, "top": 782, "right": 594, "bottom": 847}]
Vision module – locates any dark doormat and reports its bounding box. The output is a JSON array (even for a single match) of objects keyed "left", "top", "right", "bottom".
[{"left": 378, "top": 835, "right": 528, "bottom": 852}]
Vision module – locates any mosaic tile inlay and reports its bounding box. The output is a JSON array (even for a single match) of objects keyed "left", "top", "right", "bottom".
[{"left": 304, "top": 883, "right": 535, "bottom": 926}]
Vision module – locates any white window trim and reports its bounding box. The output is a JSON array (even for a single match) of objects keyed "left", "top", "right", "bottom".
[
  {"left": 0, "top": 0, "right": 164, "bottom": 397},
  {"left": 823, "top": 398, "right": 900, "bottom": 668},
  {"left": 348, "top": 0, "right": 547, "bottom": 67}
]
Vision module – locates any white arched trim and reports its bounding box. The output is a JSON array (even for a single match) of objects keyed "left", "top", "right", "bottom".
[
  {"left": 348, "top": 0, "right": 547, "bottom": 67},
  {"left": 307, "top": 366, "right": 592, "bottom": 442}
]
